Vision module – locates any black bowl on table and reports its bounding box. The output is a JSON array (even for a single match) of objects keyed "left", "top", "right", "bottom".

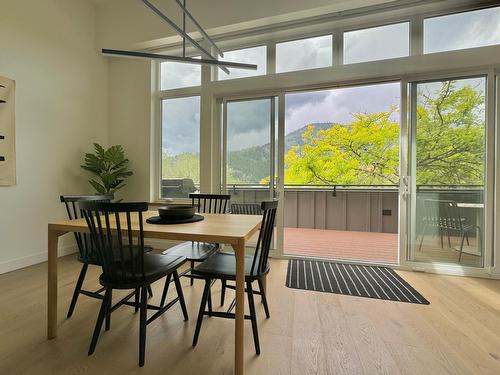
[{"left": 157, "top": 205, "right": 196, "bottom": 220}]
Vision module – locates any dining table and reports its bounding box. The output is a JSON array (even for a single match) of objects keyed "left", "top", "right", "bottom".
[{"left": 46, "top": 210, "right": 263, "bottom": 375}]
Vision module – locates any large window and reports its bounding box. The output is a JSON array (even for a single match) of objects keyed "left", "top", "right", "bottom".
[
  {"left": 217, "top": 45, "right": 267, "bottom": 80},
  {"left": 276, "top": 35, "right": 332, "bottom": 73},
  {"left": 424, "top": 7, "right": 500, "bottom": 54},
  {"left": 160, "top": 59, "right": 201, "bottom": 90},
  {"left": 161, "top": 96, "right": 200, "bottom": 198},
  {"left": 344, "top": 22, "right": 409, "bottom": 64}
]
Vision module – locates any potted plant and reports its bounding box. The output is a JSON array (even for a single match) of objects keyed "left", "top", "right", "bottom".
[{"left": 81, "top": 143, "right": 133, "bottom": 195}]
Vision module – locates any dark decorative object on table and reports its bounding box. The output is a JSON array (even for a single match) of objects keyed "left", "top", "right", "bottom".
[{"left": 158, "top": 204, "right": 195, "bottom": 220}]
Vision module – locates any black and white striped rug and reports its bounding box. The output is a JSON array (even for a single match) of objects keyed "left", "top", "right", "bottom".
[{"left": 286, "top": 259, "right": 429, "bottom": 305}]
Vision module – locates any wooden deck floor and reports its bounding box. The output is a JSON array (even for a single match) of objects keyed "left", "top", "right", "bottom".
[
  {"left": 284, "top": 227, "right": 399, "bottom": 264},
  {"left": 2, "top": 255, "right": 500, "bottom": 374}
]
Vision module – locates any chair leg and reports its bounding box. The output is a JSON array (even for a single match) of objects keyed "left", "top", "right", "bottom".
[
  {"left": 258, "top": 278, "right": 270, "bottom": 319},
  {"left": 220, "top": 279, "right": 226, "bottom": 306},
  {"left": 105, "top": 289, "right": 112, "bottom": 331},
  {"left": 440, "top": 228, "right": 444, "bottom": 248},
  {"left": 458, "top": 231, "right": 467, "bottom": 263},
  {"left": 173, "top": 271, "right": 188, "bottom": 321},
  {"left": 147, "top": 286, "right": 153, "bottom": 299},
  {"left": 134, "top": 288, "right": 140, "bottom": 313},
  {"left": 190, "top": 260, "right": 195, "bottom": 286},
  {"left": 207, "top": 283, "right": 213, "bottom": 314},
  {"left": 192, "top": 279, "right": 211, "bottom": 347},
  {"left": 466, "top": 232, "right": 470, "bottom": 246},
  {"left": 88, "top": 288, "right": 111, "bottom": 356},
  {"left": 160, "top": 273, "right": 172, "bottom": 307},
  {"left": 447, "top": 229, "right": 451, "bottom": 248},
  {"left": 418, "top": 225, "right": 427, "bottom": 252},
  {"left": 67, "top": 263, "right": 88, "bottom": 318},
  {"left": 247, "top": 281, "right": 260, "bottom": 355},
  {"left": 139, "top": 286, "right": 148, "bottom": 367}
]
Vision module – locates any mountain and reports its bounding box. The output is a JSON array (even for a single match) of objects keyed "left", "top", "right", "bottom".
[{"left": 227, "top": 122, "right": 332, "bottom": 183}]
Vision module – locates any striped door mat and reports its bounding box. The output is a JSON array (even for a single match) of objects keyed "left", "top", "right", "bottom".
[{"left": 286, "top": 259, "right": 429, "bottom": 305}]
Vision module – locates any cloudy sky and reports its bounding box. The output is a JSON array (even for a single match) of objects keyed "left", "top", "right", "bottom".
[{"left": 162, "top": 6, "right": 500, "bottom": 155}]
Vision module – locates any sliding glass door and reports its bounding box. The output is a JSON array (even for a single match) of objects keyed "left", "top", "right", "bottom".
[{"left": 407, "top": 76, "right": 488, "bottom": 267}]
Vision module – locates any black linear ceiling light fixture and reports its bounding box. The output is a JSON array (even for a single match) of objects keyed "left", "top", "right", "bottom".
[{"left": 102, "top": 0, "right": 257, "bottom": 74}]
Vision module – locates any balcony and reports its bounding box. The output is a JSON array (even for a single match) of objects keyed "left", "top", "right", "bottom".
[{"left": 227, "top": 183, "right": 484, "bottom": 266}]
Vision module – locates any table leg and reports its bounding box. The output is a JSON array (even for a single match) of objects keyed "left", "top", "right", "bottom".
[
  {"left": 233, "top": 239, "right": 246, "bottom": 375},
  {"left": 48, "top": 228, "right": 62, "bottom": 339}
]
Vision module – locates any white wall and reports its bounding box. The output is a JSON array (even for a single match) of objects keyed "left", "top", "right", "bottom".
[
  {"left": 0, "top": 0, "right": 108, "bottom": 273},
  {"left": 107, "top": 58, "right": 152, "bottom": 202}
]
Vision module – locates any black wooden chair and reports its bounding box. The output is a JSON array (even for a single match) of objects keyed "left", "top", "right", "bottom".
[
  {"left": 60, "top": 195, "right": 113, "bottom": 318},
  {"left": 418, "top": 198, "right": 482, "bottom": 262},
  {"left": 61, "top": 195, "right": 154, "bottom": 318},
  {"left": 191, "top": 200, "right": 277, "bottom": 355},
  {"left": 80, "top": 201, "right": 188, "bottom": 367},
  {"left": 230, "top": 202, "right": 263, "bottom": 215}
]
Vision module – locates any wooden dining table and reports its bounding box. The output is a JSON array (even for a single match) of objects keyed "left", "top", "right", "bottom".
[{"left": 47, "top": 210, "right": 263, "bottom": 375}]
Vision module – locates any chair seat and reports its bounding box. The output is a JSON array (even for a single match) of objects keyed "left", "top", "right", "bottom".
[
  {"left": 192, "top": 252, "right": 268, "bottom": 280},
  {"left": 164, "top": 241, "right": 218, "bottom": 261},
  {"left": 99, "top": 253, "right": 186, "bottom": 289},
  {"left": 79, "top": 244, "right": 155, "bottom": 266}
]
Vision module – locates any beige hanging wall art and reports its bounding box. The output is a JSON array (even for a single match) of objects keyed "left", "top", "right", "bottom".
[{"left": 0, "top": 75, "right": 16, "bottom": 186}]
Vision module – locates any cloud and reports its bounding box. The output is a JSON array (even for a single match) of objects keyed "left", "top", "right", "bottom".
[
  {"left": 162, "top": 96, "right": 200, "bottom": 155},
  {"left": 285, "top": 82, "right": 401, "bottom": 134}
]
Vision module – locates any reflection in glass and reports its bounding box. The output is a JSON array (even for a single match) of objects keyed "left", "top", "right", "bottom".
[
  {"left": 161, "top": 96, "right": 200, "bottom": 198},
  {"left": 226, "top": 99, "right": 271, "bottom": 185},
  {"left": 344, "top": 22, "right": 409, "bottom": 64},
  {"left": 160, "top": 58, "right": 201, "bottom": 90},
  {"left": 218, "top": 46, "right": 267, "bottom": 80},
  {"left": 276, "top": 35, "right": 332, "bottom": 73},
  {"left": 424, "top": 7, "right": 500, "bottom": 54}
]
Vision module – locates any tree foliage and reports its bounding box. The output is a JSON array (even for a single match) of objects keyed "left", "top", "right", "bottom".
[{"left": 283, "top": 82, "right": 485, "bottom": 186}]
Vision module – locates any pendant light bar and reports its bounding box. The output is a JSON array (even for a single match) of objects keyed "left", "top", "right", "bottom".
[
  {"left": 174, "top": 0, "right": 224, "bottom": 58},
  {"left": 101, "top": 49, "right": 258, "bottom": 70},
  {"left": 141, "top": 0, "right": 230, "bottom": 74}
]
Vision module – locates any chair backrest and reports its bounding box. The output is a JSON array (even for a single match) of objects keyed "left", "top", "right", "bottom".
[
  {"left": 60, "top": 195, "right": 113, "bottom": 261},
  {"left": 79, "top": 201, "right": 149, "bottom": 285},
  {"left": 189, "top": 193, "right": 231, "bottom": 214},
  {"left": 231, "top": 203, "right": 262, "bottom": 215},
  {"left": 423, "top": 199, "right": 463, "bottom": 230},
  {"left": 251, "top": 200, "right": 278, "bottom": 276}
]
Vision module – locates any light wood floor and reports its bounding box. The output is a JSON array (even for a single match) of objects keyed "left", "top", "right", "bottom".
[{"left": 1, "top": 254, "right": 500, "bottom": 374}]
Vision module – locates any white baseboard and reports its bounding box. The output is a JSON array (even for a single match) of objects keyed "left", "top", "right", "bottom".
[{"left": 0, "top": 244, "right": 78, "bottom": 275}]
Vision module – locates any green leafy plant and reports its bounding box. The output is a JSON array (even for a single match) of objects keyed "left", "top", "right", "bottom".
[{"left": 81, "top": 143, "right": 133, "bottom": 195}]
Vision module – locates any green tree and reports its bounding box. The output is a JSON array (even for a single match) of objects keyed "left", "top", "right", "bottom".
[
  {"left": 282, "top": 82, "right": 485, "bottom": 186},
  {"left": 415, "top": 81, "right": 484, "bottom": 185},
  {"left": 284, "top": 109, "right": 400, "bottom": 185},
  {"left": 162, "top": 151, "right": 199, "bottom": 183}
]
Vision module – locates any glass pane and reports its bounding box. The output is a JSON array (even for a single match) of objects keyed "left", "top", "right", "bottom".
[
  {"left": 344, "top": 22, "right": 409, "bottom": 64},
  {"left": 283, "top": 83, "right": 400, "bottom": 263},
  {"left": 161, "top": 96, "right": 200, "bottom": 198},
  {"left": 410, "top": 77, "right": 486, "bottom": 267},
  {"left": 217, "top": 46, "right": 267, "bottom": 80},
  {"left": 276, "top": 35, "right": 332, "bottom": 73},
  {"left": 226, "top": 99, "right": 271, "bottom": 186},
  {"left": 424, "top": 7, "right": 500, "bottom": 53},
  {"left": 160, "top": 58, "right": 201, "bottom": 90}
]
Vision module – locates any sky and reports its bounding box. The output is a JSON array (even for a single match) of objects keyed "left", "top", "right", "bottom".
[{"left": 162, "top": 6, "right": 500, "bottom": 155}]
